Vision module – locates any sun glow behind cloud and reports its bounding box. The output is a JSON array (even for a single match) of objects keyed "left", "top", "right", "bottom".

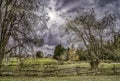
[
  {"left": 47, "top": 0, "right": 66, "bottom": 28},
  {"left": 48, "top": 11, "right": 56, "bottom": 21},
  {"left": 39, "top": 0, "right": 120, "bottom": 54}
]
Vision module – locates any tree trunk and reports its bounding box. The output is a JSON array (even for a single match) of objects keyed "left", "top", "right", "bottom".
[
  {"left": 0, "top": 53, "right": 4, "bottom": 75},
  {"left": 0, "top": 59, "right": 3, "bottom": 75},
  {"left": 90, "top": 58, "right": 100, "bottom": 70},
  {"left": 0, "top": 47, "right": 5, "bottom": 75},
  {"left": 89, "top": 58, "right": 100, "bottom": 75}
]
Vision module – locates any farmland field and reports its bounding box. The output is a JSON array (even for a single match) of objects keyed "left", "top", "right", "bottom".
[{"left": 0, "top": 76, "right": 119, "bottom": 81}]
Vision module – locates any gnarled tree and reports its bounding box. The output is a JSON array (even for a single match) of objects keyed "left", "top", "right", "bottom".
[
  {"left": 0, "top": 0, "right": 47, "bottom": 74},
  {"left": 66, "top": 9, "right": 116, "bottom": 70}
]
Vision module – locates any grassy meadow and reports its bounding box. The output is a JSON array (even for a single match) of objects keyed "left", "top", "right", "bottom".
[
  {"left": 1, "top": 58, "right": 120, "bottom": 81},
  {"left": 2, "top": 57, "right": 120, "bottom": 68},
  {"left": 0, "top": 76, "right": 119, "bottom": 81}
]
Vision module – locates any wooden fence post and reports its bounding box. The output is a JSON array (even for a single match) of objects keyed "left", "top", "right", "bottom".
[
  {"left": 112, "top": 65, "right": 117, "bottom": 75},
  {"left": 75, "top": 65, "right": 80, "bottom": 75},
  {"left": 55, "top": 66, "right": 59, "bottom": 77}
]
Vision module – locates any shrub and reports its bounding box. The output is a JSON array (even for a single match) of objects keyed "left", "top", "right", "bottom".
[{"left": 36, "top": 51, "right": 43, "bottom": 58}]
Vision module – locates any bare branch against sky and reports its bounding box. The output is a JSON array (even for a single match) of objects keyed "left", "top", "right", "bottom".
[{"left": 39, "top": 0, "right": 120, "bottom": 54}]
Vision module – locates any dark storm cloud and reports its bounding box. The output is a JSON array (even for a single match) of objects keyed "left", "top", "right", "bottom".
[
  {"left": 60, "top": 0, "right": 75, "bottom": 7},
  {"left": 55, "top": 0, "right": 119, "bottom": 13},
  {"left": 98, "top": 0, "right": 119, "bottom": 7},
  {"left": 39, "top": 0, "right": 120, "bottom": 54},
  {"left": 96, "top": 0, "right": 120, "bottom": 18},
  {"left": 57, "top": 0, "right": 120, "bottom": 18},
  {"left": 45, "top": 0, "right": 120, "bottom": 45},
  {"left": 56, "top": 0, "right": 82, "bottom": 11},
  {"left": 42, "top": 30, "right": 58, "bottom": 46},
  {"left": 56, "top": 0, "right": 73, "bottom": 9},
  {"left": 56, "top": 0, "right": 96, "bottom": 13}
]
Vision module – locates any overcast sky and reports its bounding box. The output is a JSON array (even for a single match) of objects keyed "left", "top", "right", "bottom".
[{"left": 38, "top": 0, "right": 120, "bottom": 54}]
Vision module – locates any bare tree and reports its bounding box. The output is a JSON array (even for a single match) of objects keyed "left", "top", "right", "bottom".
[
  {"left": 0, "top": 0, "right": 47, "bottom": 73},
  {"left": 66, "top": 9, "right": 116, "bottom": 70}
]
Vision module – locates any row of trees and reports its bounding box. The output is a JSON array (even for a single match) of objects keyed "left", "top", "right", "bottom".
[{"left": 53, "top": 40, "right": 120, "bottom": 62}]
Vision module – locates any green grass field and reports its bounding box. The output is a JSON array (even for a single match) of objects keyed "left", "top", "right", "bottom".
[
  {"left": 0, "top": 76, "right": 119, "bottom": 81},
  {"left": 1, "top": 58, "right": 120, "bottom": 73},
  {"left": 2, "top": 58, "right": 58, "bottom": 65},
  {"left": 1, "top": 58, "right": 120, "bottom": 81},
  {"left": 2, "top": 58, "right": 120, "bottom": 68}
]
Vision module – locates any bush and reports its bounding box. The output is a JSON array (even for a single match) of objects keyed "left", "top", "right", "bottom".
[{"left": 36, "top": 51, "right": 43, "bottom": 58}]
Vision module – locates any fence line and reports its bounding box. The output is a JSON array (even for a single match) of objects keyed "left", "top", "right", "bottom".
[{"left": 1, "top": 64, "right": 120, "bottom": 76}]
